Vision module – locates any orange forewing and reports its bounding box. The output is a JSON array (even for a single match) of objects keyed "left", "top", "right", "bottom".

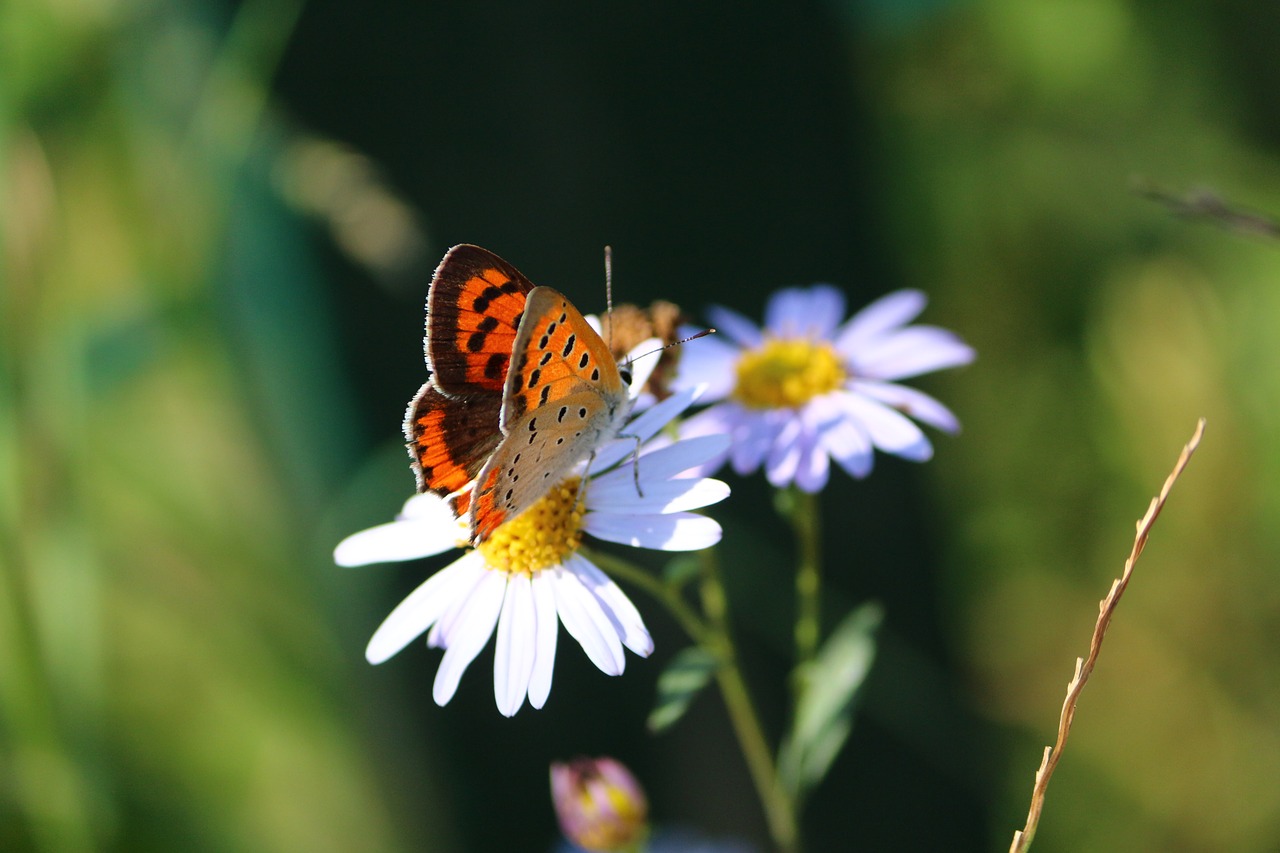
[{"left": 501, "top": 286, "right": 626, "bottom": 426}]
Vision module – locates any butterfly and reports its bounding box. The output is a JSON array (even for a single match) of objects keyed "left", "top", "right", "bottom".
[{"left": 404, "top": 245, "right": 634, "bottom": 545}]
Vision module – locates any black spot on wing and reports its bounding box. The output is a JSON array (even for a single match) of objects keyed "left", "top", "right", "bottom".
[
  {"left": 472, "top": 285, "right": 504, "bottom": 313},
  {"left": 484, "top": 353, "right": 507, "bottom": 381}
]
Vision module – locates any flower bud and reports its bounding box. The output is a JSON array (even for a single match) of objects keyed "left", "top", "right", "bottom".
[{"left": 550, "top": 756, "right": 649, "bottom": 852}]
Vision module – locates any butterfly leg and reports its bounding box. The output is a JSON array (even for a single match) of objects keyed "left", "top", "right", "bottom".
[
  {"left": 573, "top": 454, "right": 596, "bottom": 513},
  {"left": 617, "top": 432, "right": 644, "bottom": 498}
]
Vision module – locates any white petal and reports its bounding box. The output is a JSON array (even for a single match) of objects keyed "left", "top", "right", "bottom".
[
  {"left": 639, "top": 434, "right": 732, "bottom": 476},
  {"left": 669, "top": 331, "right": 740, "bottom": 400},
  {"left": 494, "top": 573, "right": 536, "bottom": 717},
  {"left": 564, "top": 554, "right": 652, "bottom": 657},
  {"left": 834, "top": 289, "right": 927, "bottom": 353},
  {"left": 587, "top": 474, "right": 730, "bottom": 514},
  {"left": 706, "top": 304, "right": 763, "bottom": 348},
  {"left": 620, "top": 337, "right": 662, "bottom": 401},
  {"left": 430, "top": 554, "right": 496, "bottom": 648},
  {"left": 550, "top": 568, "right": 626, "bottom": 676},
  {"left": 583, "top": 511, "right": 723, "bottom": 551},
  {"left": 527, "top": 573, "right": 559, "bottom": 709},
  {"left": 854, "top": 380, "right": 961, "bottom": 433},
  {"left": 335, "top": 494, "right": 463, "bottom": 567},
  {"left": 823, "top": 418, "right": 873, "bottom": 478},
  {"left": 730, "top": 409, "right": 784, "bottom": 475},
  {"left": 764, "top": 285, "right": 846, "bottom": 340},
  {"left": 591, "top": 435, "right": 731, "bottom": 497},
  {"left": 795, "top": 438, "right": 831, "bottom": 492},
  {"left": 592, "top": 386, "right": 700, "bottom": 471},
  {"left": 765, "top": 416, "right": 806, "bottom": 488},
  {"left": 334, "top": 521, "right": 449, "bottom": 567},
  {"left": 849, "top": 326, "right": 975, "bottom": 381},
  {"left": 678, "top": 395, "right": 732, "bottom": 431},
  {"left": 365, "top": 555, "right": 482, "bottom": 664},
  {"left": 431, "top": 570, "right": 506, "bottom": 706},
  {"left": 398, "top": 492, "right": 456, "bottom": 521},
  {"left": 674, "top": 406, "right": 737, "bottom": 471},
  {"left": 838, "top": 393, "right": 933, "bottom": 461},
  {"left": 784, "top": 404, "right": 832, "bottom": 491}
]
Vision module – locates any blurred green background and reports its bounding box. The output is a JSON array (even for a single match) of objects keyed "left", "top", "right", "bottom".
[{"left": 5, "top": 0, "right": 1280, "bottom": 850}]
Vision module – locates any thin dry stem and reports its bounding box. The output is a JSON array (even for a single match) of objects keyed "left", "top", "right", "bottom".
[
  {"left": 1009, "top": 418, "right": 1205, "bottom": 853},
  {"left": 1133, "top": 178, "right": 1280, "bottom": 239}
]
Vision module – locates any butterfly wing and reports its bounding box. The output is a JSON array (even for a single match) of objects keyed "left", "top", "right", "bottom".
[
  {"left": 403, "top": 383, "right": 504, "bottom": 502},
  {"left": 468, "top": 286, "right": 632, "bottom": 543},
  {"left": 426, "top": 244, "right": 535, "bottom": 395},
  {"left": 500, "top": 286, "right": 627, "bottom": 429},
  {"left": 406, "top": 245, "right": 535, "bottom": 499}
]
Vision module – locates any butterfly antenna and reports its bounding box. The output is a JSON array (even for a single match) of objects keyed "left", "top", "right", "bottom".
[
  {"left": 628, "top": 328, "right": 717, "bottom": 365},
  {"left": 603, "top": 245, "right": 614, "bottom": 350}
]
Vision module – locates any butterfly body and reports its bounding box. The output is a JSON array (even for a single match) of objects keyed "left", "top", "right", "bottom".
[{"left": 405, "top": 246, "right": 632, "bottom": 544}]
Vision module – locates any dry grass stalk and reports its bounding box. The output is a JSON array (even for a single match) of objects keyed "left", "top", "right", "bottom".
[
  {"left": 1133, "top": 178, "right": 1280, "bottom": 239},
  {"left": 1009, "top": 418, "right": 1206, "bottom": 853}
]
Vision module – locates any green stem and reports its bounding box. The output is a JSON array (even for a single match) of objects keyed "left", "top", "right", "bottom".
[
  {"left": 590, "top": 547, "right": 800, "bottom": 852},
  {"left": 699, "top": 550, "right": 800, "bottom": 853},
  {"left": 786, "top": 489, "right": 823, "bottom": 679}
]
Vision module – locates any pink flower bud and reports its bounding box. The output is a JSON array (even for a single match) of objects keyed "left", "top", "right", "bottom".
[{"left": 550, "top": 756, "right": 649, "bottom": 852}]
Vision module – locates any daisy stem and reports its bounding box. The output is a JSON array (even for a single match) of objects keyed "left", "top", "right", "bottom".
[
  {"left": 785, "top": 488, "right": 823, "bottom": 676},
  {"left": 586, "top": 547, "right": 800, "bottom": 851},
  {"left": 699, "top": 549, "right": 801, "bottom": 853}
]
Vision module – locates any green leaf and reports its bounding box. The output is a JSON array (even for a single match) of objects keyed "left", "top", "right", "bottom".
[
  {"left": 662, "top": 555, "right": 700, "bottom": 586},
  {"left": 647, "top": 646, "right": 719, "bottom": 733},
  {"left": 779, "top": 602, "right": 882, "bottom": 800}
]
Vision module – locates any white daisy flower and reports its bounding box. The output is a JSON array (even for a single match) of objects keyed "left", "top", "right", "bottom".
[
  {"left": 335, "top": 387, "right": 730, "bottom": 717},
  {"left": 675, "top": 285, "right": 974, "bottom": 491}
]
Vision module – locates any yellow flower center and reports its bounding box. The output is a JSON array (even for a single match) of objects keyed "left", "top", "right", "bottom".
[
  {"left": 477, "top": 477, "right": 585, "bottom": 575},
  {"left": 733, "top": 337, "right": 847, "bottom": 409}
]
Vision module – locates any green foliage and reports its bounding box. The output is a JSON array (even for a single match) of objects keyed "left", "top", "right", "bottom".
[
  {"left": 661, "top": 555, "right": 701, "bottom": 587},
  {"left": 0, "top": 1, "right": 425, "bottom": 851},
  {"left": 778, "top": 603, "right": 882, "bottom": 802},
  {"left": 647, "top": 646, "right": 720, "bottom": 733}
]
